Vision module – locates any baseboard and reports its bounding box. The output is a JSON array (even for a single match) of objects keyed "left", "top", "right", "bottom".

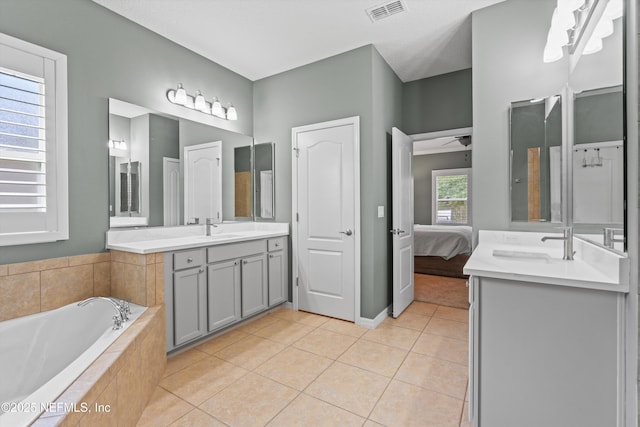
[{"left": 356, "top": 304, "right": 390, "bottom": 329}]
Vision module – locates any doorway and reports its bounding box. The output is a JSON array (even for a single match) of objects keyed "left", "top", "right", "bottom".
[{"left": 291, "top": 117, "right": 360, "bottom": 322}]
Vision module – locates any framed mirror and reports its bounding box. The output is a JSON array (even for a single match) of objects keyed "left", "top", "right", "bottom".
[{"left": 108, "top": 98, "right": 253, "bottom": 228}]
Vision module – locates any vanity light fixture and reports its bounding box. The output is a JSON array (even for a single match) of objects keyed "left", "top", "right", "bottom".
[
  {"left": 542, "top": 0, "right": 622, "bottom": 63},
  {"left": 108, "top": 139, "right": 127, "bottom": 150},
  {"left": 166, "top": 84, "right": 237, "bottom": 120}
]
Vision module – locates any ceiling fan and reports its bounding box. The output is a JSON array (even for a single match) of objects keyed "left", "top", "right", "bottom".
[{"left": 443, "top": 135, "right": 472, "bottom": 147}]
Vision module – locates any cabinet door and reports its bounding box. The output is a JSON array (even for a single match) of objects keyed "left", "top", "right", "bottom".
[
  {"left": 241, "top": 253, "right": 268, "bottom": 317},
  {"left": 173, "top": 267, "right": 206, "bottom": 346},
  {"left": 208, "top": 259, "right": 241, "bottom": 331},
  {"left": 268, "top": 250, "right": 287, "bottom": 306}
]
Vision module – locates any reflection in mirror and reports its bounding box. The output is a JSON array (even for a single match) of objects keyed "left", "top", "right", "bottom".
[
  {"left": 108, "top": 98, "right": 253, "bottom": 228},
  {"left": 234, "top": 145, "right": 252, "bottom": 218},
  {"left": 254, "top": 143, "right": 275, "bottom": 220},
  {"left": 510, "top": 95, "right": 562, "bottom": 223},
  {"left": 568, "top": 0, "right": 624, "bottom": 252}
]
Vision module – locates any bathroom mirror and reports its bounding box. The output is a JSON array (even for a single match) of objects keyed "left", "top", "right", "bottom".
[
  {"left": 232, "top": 142, "right": 275, "bottom": 220},
  {"left": 108, "top": 98, "right": 254, "bottom": 227},
  {"left": 509, "top": 0, "right": 626, "bottom": 252},
  {"left": 568, "top": 0, "right": 625, "bottom": 251},
  {"left": 509, "top": 94, "right": 563, "bottom": 223},
  {"left": 254, "top": 142, "right": 275, "bottom": 220}
]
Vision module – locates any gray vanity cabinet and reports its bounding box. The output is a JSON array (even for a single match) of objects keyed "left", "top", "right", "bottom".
[
  {"left": 207, "top": 259, "right": 241, "bottom": 331},
  {"left": 469, "top": 276, "right": 623, "bottom": 427},
  {"left": 170, "top": 249, "right": 206, "bottom": 347},
  {"left": 267, "top": 237, "right": 287, "bottom": 306},
  {"left": 240, "top": 254, "right": 268, "bottom": 317}
]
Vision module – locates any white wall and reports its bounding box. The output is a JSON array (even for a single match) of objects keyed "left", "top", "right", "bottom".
[{"left": 471, "top": 0, "right": 568, "bottom": 231}]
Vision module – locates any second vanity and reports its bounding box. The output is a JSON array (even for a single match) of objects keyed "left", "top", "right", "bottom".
[
  {"left": 107, "top": 222, "right": 289, "bottom": 352},
  {"left": 464, "top": 230, "right": 629, "bottom": 427}
]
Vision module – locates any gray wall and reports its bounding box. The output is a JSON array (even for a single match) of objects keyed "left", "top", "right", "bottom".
[
  {"left": 575, "top": 89, "right": 624, "bottom": 144},
  {"left": 148, "top": 114, "right": 179, "bottom": 226},
  {"left": 253, "top": 45, "right": 403, "bottom": 319},
  {"left": 0, "top": 0, "right": 253, "bottom": 264},
  {"left": 472, "top": 0, "right": 568, "bottom": 232},
  {"left": 414, "top": 151, "right": 472, "bottom": 225},
  {"left": 403, "top": 68, "right": 472, "bottom": 134}
]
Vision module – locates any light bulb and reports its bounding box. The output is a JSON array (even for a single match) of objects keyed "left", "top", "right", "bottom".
[
  {"left": 593, "top": 17, "right": 614, "bottom": 39},
  {"left": 603, "top": 0, "right": 623, "bottom": 20},
  {"left": 211, "top": 98, "right": 223, "bottom": 117},
  {"left": 583, "top": 35, "right": 603, "bottom": 55},
  {"left": 552, "top": 7, "right": 575, "bottom": 31},
  {"left": 543, "top": 41, "right": 564, "bottom": 63},
  {"left": 226, "top": 105, "right": 237, "bottom": 121},
  {"left": 108, "top": 140, "right": 114, "bottom": 149},
  {"left": 548, "top": 27, "right": 569, "bottom": 46},
  {"left": 194, "top": 91, "right": 206, "bottom": 111},
  {"left": 174, "top": 83, "right": 187, "bottom": 105}
]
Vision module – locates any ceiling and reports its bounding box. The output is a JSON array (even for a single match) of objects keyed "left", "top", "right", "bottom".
[{"left": 92, "top": 0, "right": 505, "bottom": 83}]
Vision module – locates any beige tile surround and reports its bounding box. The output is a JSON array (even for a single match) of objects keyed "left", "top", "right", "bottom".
[
  {"left": 0, "top": 250, "right": 165, "bottom": 322},
  {"left": 1, "top": 250, "right": 168, "bottom": 426}
]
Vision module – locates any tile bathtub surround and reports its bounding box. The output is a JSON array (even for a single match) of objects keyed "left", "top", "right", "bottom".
[
  {"left": 0, "top": 252, "right": 111, "bottom": 321},
  {"left": 110, "top": 250, "right": 164, "bottom": 307},
  {"left": 32, "top": 305, "right": 166, "bottom": 427},
  {"left": 137, "top": 302, "right": 471, "bottom": 427}
]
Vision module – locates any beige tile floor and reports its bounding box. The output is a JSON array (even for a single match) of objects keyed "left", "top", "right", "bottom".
[{"left": 137, "top": 301, "right": 470, "bottom": 427}]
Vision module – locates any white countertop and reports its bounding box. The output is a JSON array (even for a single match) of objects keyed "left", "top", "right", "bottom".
[
  {"left": 464, "top": 230, "right": 629, "bottom": 293},
  {"left": 106, "top": 222, "right": 289, "bottom": 254}
]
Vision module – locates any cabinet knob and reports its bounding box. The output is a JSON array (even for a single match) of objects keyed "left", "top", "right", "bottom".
[
  {"left": 275, "top": 243, "right": 280, "bottom": 247},
  {"left": 234, "top": 261, "right": 239, "bottom": 266},
  {"left": 187, "top": 257, "right": 193, "bottom": 263},
  {"left": 243, "top": 260, "right": 248, "bottom": 265},
  {"left": 269, "top": 254, "right": 274, "bottom": 258},
  {"left": 199, "top": 268, "right": 204, "bottom": 273}
]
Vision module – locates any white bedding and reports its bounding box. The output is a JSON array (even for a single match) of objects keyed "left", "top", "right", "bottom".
[{"left": 413, "top": 224, "right": 472, "bottom": 260}]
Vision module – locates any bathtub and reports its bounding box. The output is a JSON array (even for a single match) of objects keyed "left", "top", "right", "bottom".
[{"left": 0, "top": 299, "right": 146, "bottom": 427}]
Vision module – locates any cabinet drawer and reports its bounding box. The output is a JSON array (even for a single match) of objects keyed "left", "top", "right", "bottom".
[
  {"left": 267, "top": 236, "right": 286, "bottom": 252},
  {"left": 207, "top": 239, "right": 267, "bottom": 263},
  {"left": 173, "top": 249, "right": 204, "bottom": 270}
]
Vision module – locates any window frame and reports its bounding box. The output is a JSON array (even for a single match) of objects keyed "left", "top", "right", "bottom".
[
  {"left": 431, "top": 167, "right": 472, "bottom": 226},
  {"left": 0, "top": 32, "right": 68, "bottom": 246}
]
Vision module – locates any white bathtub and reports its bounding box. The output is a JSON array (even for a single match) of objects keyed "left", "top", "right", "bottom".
[{"left": 0, "top": 299, "right": 146, "bottom": 427}]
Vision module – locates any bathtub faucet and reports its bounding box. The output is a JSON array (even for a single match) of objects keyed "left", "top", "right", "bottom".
[
  {"left": 78, "top": 297, "right": 126, "bottom": 330},
  {"left": 108, "top": 297, "right": 131, "bottom": 322}
]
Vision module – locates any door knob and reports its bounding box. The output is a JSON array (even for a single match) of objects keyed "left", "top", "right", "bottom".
[{"left": 339, "top": 229, "right": 353, "bottom": 236}]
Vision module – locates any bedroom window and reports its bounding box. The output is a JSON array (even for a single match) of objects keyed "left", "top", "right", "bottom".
[
  {"left": 0, "top": 33, "right": 68, "bottom": 246},
  {"left": 432, "top": 168, "right": 472, "bottom": 225}
]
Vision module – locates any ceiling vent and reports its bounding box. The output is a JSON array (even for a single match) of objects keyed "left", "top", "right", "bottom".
[{"left": 366, "top": 0, "right": 407, "bottom": 22}]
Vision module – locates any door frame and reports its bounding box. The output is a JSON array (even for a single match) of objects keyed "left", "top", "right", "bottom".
[{"left": 291, "top": 116, "right": 361, "bottom": 324}]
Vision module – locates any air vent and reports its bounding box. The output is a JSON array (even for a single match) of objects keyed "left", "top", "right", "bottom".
[{"left": 366, "top": 0, "right": 407, "bottom": 22}]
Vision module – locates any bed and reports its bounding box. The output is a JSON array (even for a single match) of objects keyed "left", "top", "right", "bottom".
[{"left": 413, "top": 224, "right": 472, "bottom": 278}]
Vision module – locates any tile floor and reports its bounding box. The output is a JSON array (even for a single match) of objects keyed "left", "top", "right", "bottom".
[{"left": 137, "top": 301, "right": 470, "bottom": 427}]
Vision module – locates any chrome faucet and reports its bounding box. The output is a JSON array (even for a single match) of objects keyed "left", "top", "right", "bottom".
[
  {"left": 541, "top": 227, "right": 574, "bottom": 260},
  {"left": 603, "top": 227, "right": 624, "bottom": 249},
  {"left": 78, "top": 296, "right": 127, "bottom": 330},
  {"left": 205, "top": 217, "right": 217, "bottom": 236}
]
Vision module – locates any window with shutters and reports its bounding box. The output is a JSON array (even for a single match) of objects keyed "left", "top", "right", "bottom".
[{"left": 0, "top": 33, "right": 68, "bottom": 246}]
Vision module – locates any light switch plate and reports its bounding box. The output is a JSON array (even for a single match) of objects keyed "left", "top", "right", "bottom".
[{"left": 377, "top": 206, "right": 384, "bottom": 218}]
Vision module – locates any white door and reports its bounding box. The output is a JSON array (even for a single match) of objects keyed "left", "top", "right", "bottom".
[
  {"left": 163, "top": 157, "right": 180, "bottom": 226},
  {"left": 184, "top": 141, "right": 222, "bottom": 224},
  {"left": 292, "top": 117, "right": 360, "bottom": 322},
  {"left": 391, "top": 127, "right": 414, "bottom": 318}
]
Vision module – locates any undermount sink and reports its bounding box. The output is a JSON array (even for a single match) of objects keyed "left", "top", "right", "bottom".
[{"left": 492, "top": 249, "right": 552, "bottom": 261}]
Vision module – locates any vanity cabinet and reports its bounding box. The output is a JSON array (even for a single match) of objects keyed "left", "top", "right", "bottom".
[
  {"left": 468, "top": 276, "right": 624, "bottom": 427},
  {"left": 267, "top": 237, "right": 287, "bottom": 306},
  {"left": 171, "top": 249, "right": 206, "bottom": 346},
  {"left": 165, "top": 235, "right": 288, "bottom": 352}
]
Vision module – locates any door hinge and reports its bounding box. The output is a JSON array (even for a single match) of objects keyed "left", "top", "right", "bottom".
[
  {"left": 296, "top": 277, "right": 299, "bottom": 287},
  {"left": 293, "top": 147, "right": 299, "bottom": 158},
  {"left": 217, "top": 211, "right": 220, "bottom": 219},
  {"left": 296, "top": 212, "right": 299, "bottom": 222}
]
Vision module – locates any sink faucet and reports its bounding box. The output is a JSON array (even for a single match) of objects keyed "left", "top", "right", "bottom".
[
  {"left": 541, "top": 227, "right": 574, "bottom": 260},
  {"left": 206, "top": 217, "right": 218, "bottom": 236},
  {"left": 78, "top": 296, "right": 127, "bottom": 329},
  {"left": 603, "top": 227, "right": 624, "bottom": 249}
]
